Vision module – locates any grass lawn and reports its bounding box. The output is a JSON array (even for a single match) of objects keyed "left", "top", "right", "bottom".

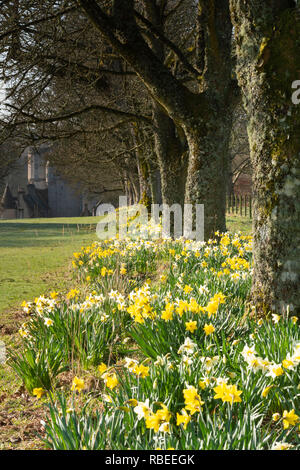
[
  {"left": 0, "top": 217, "right": 102, "bottom": 320},
  {"left": 226, "top": 214, "right": 252, "bottom": 235}
]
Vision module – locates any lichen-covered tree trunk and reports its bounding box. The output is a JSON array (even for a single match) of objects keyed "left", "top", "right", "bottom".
[
  {"left": 184, "top": 0, "right": 234, "bottom": 238},
  {"left": 149, "top": 166, "right": 162, "bottom": 205},
  {"left": 153, "top": 103, "right": 187, "bottom": 207},
  {"left": 230, "top": 1, "right": 300, "bottom": 316},
  {"left": 144, "top": 4, "right": 187, "bottom": 208},
  {"left": 136, "top": 153, "right": 152, "bottom": 208},
  {"left": 130, "top": 123, "right": 152, "bottom": 208},
  {"left": 184, "top": 109, "right": 232, "bottom": 238}
]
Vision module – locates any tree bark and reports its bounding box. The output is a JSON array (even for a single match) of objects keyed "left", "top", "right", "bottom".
[
  {"left": 230, "top": 0, "right": 300, "bottom": 316},
  {"left": 144, "top": 2, "right": 187, "bottom": 208},
  {"left": 153, "top": 103, "right": 187, "bottom": 206},
  {"left": 131, "top": 124, "right": 152, "bottom": 208},
  {"left": 184, "top": 109, "right": 232, "bottom": 237},
  {"left": 184, "top": 0, "right": 234, "bottom": 238}
]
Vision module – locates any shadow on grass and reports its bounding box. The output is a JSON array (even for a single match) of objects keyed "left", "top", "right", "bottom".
[{"left": 0, "top": 222, "right": 98, "bottom": 248}]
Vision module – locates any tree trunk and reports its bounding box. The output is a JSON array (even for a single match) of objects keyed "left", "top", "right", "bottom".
[
  {"left": 130, "top": 123, "right": 152, "bottom": 207},
  {"left": 227, "top": 163, "right": 234, "bottom": 197},
  {"left": 153, "top": 103, "right": 187, "bottom": 207},
  {"left": 184, "top": 0, "right": 234, "bottom": 238},
  {"left": 128, "top": 173, "right": 139, "bottom": 205},
  {"left": 184, "top": 109, "right": 232, "bottom": 238},
  {"left": 144, "top": 3, "right": 187, "bottom": 208},
  {"left": 148, "top": 163, "right": 162, "bottom": 205},
  {"left": 136, "top": 153, "right": 151, "bottom": 208},
  {"left": 230, "top": 1, "right": 300, "bottom": 316}
]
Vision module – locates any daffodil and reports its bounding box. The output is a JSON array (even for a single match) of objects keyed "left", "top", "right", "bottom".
[
  {"left": 132, "top": 364, "right": 149, "bottom": 378},
  {"left": 213, "top": 383, "right": 242, "bottom": 404},
  {"left": 33, "top": 388, "right": 46, "bottom": 399},
  {"left": 262, "top": 385, "right": 273, "bottom": 398},
  {"left": 204, "top": 323, "right": 215, "bottom": 336},
  {"left": 185, "top": 320, "right": 197, "bottom": 333},
  {"left": 159, "top": 422, "right": 170, "bottom": 433},
  {"left": 271, "top": 442, "right": 293, "bottom": 450},
  {"left": 134, "top": 399, "right": 151, "bottom": 420},
  {"left": 178, "top": 337, "right": 197, "bottom": 355},
  {"left": 272, "top": 314, "right": 281, "bottom": 324},
  {"left": 176, "top": 409, "right": 191, "bottom": 430},
  {"left": 71, "top": 376, "right": 85, "bottom": 393},
  {"left": 282, "top": 409, "right": 299, "bottom": 429},
  {"left": 184, "top": 285, "right": 193, "bottom": 294},
  {"left": 272, "top": 413, "right": 280, "bottom": 422},
  {"left": 98, "top": 363, "right": 107, "bottom": 375},
  {"left": 145, "top": 413, "right": 162, "bottom": 432},
  {"left": 267, "top": 364, "right": 284, "bottom": 379},
  {"left": 103, "top": 373, "right": 119, "bottom": 390},
  {"left": 161, "top": 303, "right": 174, "bottom": 321},
  {"left": 156, "top": 404, "right": 171, "bottom": 423},
  {"left": 183, "top": 386, "right": 204, "bottom": 415}
]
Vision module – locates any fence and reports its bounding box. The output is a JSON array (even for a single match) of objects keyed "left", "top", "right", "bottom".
[{"left": 226, "top": 193, "right": 252, "bottom": 218}]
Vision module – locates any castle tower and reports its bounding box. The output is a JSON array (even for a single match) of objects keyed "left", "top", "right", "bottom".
[{"left": 27, "top": 149, "right": 47, "bottom": 190}]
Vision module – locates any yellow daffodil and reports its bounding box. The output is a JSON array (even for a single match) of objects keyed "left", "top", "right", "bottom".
[
  {"left": 183, "top": 386, "right": 204, "bottom": 415},
  {"left": 204, "top": 323, "right": 215, "bottom": 336},
  {"left": 98, "top": 363, "right": 107, "bottom": 375},
  {"left": 33, "top": 388, "right": 46, "bottom": 399},
  {"left": 185, "top": 320, "right": 197, "bottom": 333},
  {"left": 282, "top": 409, "right": 299, "bottom": 429},
  {"left": 132, "top": 364, "right": 150, "bottom": 378},
  {"left": 103, "top": 373, "right": 119, "bottom": 390},
  {"left": 272, "top": 413, "right": 280, "bottom": 422},
  {"left": 71, "top": 376, "right": 85, "bottom": 393},
  {"left": 262, "top": 385, "right": 273, "bottom": 398},
  {"left": 145, "top": 413, "right": 162, "bottom": 432},
  {"left": 213, "top": 383, "right": 242, "bottom": 404},
  {"left": 176, "top": 409, "right": 191, "bottom": 430},
  {"left": 184, "top": 285, "right": 193, "bottom": 294}
]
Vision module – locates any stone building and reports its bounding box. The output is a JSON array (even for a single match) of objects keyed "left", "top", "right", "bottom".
[{"left": 0, "top": 146, "right": 98, "bottom": 219}]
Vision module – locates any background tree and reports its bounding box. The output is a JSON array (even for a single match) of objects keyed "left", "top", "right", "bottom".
[
  {"left": 0, "top": 0, "right": 158, "bottom": 205},
  {"left": 0, "top": 139, "right": 21, "bottom": 194},
  {"left": 228, "top": 103, "right": 251, "bottom": 195}
]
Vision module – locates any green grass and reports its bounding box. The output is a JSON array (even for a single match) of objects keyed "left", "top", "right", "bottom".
[
  {"left": 0, "top": 217, "right": 102, "bottom": 317},
  {"left": 226, "top": 214, "right": 252, "bottom": 235}
]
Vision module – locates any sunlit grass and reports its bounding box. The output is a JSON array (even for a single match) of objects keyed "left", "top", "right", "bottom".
[{"left": 0, "top": 217, "right": 101, "bottom": 315}]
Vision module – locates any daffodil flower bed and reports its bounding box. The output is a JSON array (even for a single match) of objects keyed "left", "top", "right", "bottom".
[{"left": 8, "top": 227, "right": 300, "bottom": 450}]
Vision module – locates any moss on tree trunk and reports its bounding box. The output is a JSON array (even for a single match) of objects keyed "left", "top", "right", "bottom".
[
  {"left": 230, "top": 1, "right": 300, "bottom": 316},
  {"left": 184, "top": 110, "right": 233, "bottom": 239},
  {"left": 153, "top": 103, "right": 187, "bottom": 207}
]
